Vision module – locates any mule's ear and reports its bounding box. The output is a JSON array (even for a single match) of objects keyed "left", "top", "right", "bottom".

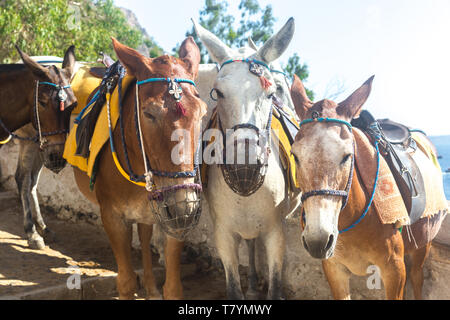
[
  {"left": 248, "top": 36, "right": 258, "bottom": 51},
  {"left": 291, "top": 74, "right": 313, "bottom": 120},
  {"left": 337, "top": 75, "right": 375, "bottom": 120},
  {"left": 62, "top": 45, "right": 76, "bottom": 77},
  {"left": 192, "top": 18, "right": 234, "bottom": 64},
  {"left": 257, "top": 17, "right": 295, "bottom": 63},
  {"left": 16, "top": 45, "right": 49, "bottom": 79},
  {"left": 179, "top": 36, "right": 201, "bottom": 78},
  {"left": 111, "top": 37, "right": 146, "bottom": 76}
]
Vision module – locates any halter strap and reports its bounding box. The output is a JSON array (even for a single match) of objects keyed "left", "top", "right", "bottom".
[
  {"left": 299, "top": 117, "right": 353, "bottom": 131},
  {"left": 220, "top": 58, "right": 271, "bottom": 71},
  {"left": 39, "top": 82, "right": 71, "bottom": 90},
  {"left": 137, "top": 78, "right": 196, "bottom": 87}
]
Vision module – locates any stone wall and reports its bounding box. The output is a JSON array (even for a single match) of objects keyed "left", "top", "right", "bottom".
[{"left": 1, "top": 139, "right": 449, "bottom": 299}]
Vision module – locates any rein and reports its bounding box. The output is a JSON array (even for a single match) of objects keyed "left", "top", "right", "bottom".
[
  {"left": 0, "top": 80, "right": 71, "bottom": 148},
  {"left": 106, "top": 75, "right": 202, "bottom": 199},
  {"left": 299, "top": 113, "right": 380, "bottom": 233}
]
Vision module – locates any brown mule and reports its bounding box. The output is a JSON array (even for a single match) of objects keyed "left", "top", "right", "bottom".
[
  {"left": 290, "top": 75, "right": 446, "bottom": 300},
  {"left": 0, "top": 46, "right": 77, "bottom": 169},
  {"left": 73, "top": 37, "right": 206, "bottom": 299},
  {"left": 0, "top": 46, "right": 77, "bottom": 249}
]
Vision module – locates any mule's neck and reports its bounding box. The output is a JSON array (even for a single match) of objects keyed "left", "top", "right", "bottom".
[
  {"left": 0, "top": 66, "right": 35, "bottom": 140},
  {"left": 338, "top": 164, "right": 373, "bottom": 233}
]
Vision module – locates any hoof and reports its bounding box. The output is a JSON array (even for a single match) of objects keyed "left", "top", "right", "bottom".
[
  {"left": 42, "top": 228, "right": 56, "bottom": 243},
  {"left": 28, "top": 234, "right": 45, "bottom": 250}
]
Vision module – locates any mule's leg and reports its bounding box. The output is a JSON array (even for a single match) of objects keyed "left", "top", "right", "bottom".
[
  {"left": 137, "top": 223, "right": 162, "bottom": 299},
  {"left": 408, "top": 242, "right": 431, "bottom": 300},
  {"left": 215, "top": 229, "right": 244, "bottom": 300},
  {"left": 15, "top": 141, "right": 44, "bottom": 249},
  {"left": 245, "top": 239, "right": 260, "bottom": 299},
  {"left": 29, "top": 150, "right": 55, "bottom": 243},
  {"left": 322, "top": 259, "right": 352, "bottom": 300},
  {"left": 163, "top": 236, "right": 184, "bottom": 300},
  {"left": 263, "top": 229, "right": 285, "bottom": 300},
  {"left": 101, "top": 207, "right": 137, "bottom": 300},
  {"left": 379, "top": 255, "right": 406, "bottom": 300}
]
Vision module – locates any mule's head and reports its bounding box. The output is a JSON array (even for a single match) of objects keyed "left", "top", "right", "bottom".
[
  {"left": 16, "top": 46, "right": 77, "bottom": 173},
  {"left": 193, "top": 18, "right": 295, "bottom": 195},
  {"left": 112, "top": 37, "right": 206, "bottom": 239},
  {"left": 247, "top": 37, "right": 296, "bottom": 117},
  {"left": 291, "top": 75, "right": 374, "bottom": 259}
]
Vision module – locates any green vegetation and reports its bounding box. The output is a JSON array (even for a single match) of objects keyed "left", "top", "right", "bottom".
[{"left": 0, "top": 0, "right": 163, "bottom": 63}]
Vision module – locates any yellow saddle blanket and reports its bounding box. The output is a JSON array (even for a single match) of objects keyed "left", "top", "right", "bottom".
[
  {"left": 64, "top": 75, "right": 135, "bottom": 178},
  {"left": 201, "top": 108, "right": 300, "bottom": 191},
  {"left": 70, "top": 65, "right": 103, "bottom": 114}
]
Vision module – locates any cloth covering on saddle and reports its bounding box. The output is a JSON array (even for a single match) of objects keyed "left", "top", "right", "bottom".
[
  {"left": 63, "top": 74, "right": 135, "bottom": 178},
  {"left": 352, "top": 111, "right": 448, "bottom": 226},
  {"left": 200, "top": 106, "right": 300, "bottom": 192}
]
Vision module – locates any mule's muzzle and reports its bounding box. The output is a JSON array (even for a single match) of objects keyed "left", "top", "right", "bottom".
[
  {"left": 40, "top": 144, "right": 66, "bottom": 173},
  {"left": 221, "top": 136, "right": 270, "bottom": 197},
  {"left": 302, "top": 232, "right": 336, "bottom": 260},
  {"left": 149, "top": 184, "right": 202, "bottom": 240}
]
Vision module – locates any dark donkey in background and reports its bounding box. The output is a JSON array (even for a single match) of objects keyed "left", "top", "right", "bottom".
[{"left": 0, "top": 46, "right": 77, "bottom": 249}]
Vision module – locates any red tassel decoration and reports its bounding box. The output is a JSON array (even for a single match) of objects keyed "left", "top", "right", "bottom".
[
  {"left": 260, "top": 76, "right": 272, "bottom": 91},
  {"left": 60, "top": 101, "right": 65, "bottom": 112},
  {"left": 176, "top": 101, "right": 187, "bottom": 117}
]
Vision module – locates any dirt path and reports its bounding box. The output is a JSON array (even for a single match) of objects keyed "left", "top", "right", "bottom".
[{"left": 0, "top": 191, "right": 228, "bottom": 300}]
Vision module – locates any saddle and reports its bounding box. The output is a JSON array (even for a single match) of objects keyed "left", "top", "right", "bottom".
[
  {"left": 88, "top": 52, "right": 115, "bottom": 79},
  {"left": 352, "top": 110, "right": 426, "bottom": 224},
  {"left": 272, "top": 102, "right": 299, "bottom": 145},
  {"left": 75, "top": 60, "right": 126, "bottom": 157}
]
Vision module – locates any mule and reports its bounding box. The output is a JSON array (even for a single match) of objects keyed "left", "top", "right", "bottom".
[
  {"left": 290, "top": 74, "right": 448, "bottom": 299},
  {"left": 151, "top": 49, "right": 299, "bottom": 270},
  {"left": 72, "top": 37, "right": 206, "bottom": 300},
  {"left": 193, "top": 18, "right": 301, "bottom": 300},
  {"left": 0, "top": 46, "right": 77, "bottom": 249}
]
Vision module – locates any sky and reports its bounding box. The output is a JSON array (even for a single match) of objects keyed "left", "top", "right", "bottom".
[{"left": 114, "top": 0, "right": 450, "bottom": 136}]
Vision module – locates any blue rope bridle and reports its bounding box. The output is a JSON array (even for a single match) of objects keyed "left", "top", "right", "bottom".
[
  {"left": 299, "top": 115, "right": 380, "bottom": 234},
  {"left": 0, "top": 80, "right": 72, "bottom": 147},
  {"left": 39, "top": 82, "right": 71, "bottom": 90},
  {"left": 137, "top": 77, "right": 196, "bottom": 87}
]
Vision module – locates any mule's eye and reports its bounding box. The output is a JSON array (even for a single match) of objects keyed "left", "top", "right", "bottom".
[
  {"left": 144, "top": 111, "right": 156, "bottom": 121},
  {"left": 215, "top": 89, "right": 224, "bottom": 99},
  {"left": 341, "top": 154, "right": 352, "bottom": 165}
]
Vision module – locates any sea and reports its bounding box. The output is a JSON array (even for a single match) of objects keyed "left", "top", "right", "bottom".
[{"left": 429, "top": 135, "right": 450, "bottom": 200}]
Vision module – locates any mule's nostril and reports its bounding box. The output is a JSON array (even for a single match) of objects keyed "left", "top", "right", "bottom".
[
  {"left": 302, "top": 236, "right": 309, "bottom": 251},
  {"left": 325, "top": 234, "right": 334, "bottom": 251}
]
